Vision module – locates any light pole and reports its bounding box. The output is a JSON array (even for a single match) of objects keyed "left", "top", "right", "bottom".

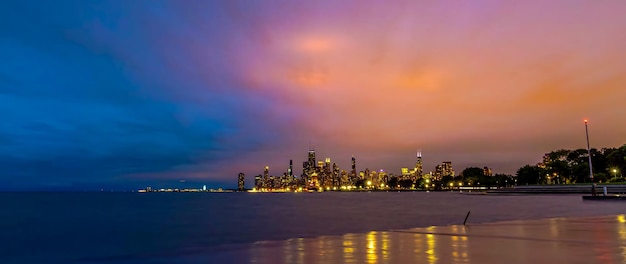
[
  {"left": 584, "top": 119, "right": 595, "bottom": 195},
  {"left": 613, "top": 169, "right": 618, "bottom": 182}
]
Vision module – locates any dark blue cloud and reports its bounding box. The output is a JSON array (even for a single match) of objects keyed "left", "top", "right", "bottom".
[{"left": 0, "top": 1, "right": 295, "bottom": 190}]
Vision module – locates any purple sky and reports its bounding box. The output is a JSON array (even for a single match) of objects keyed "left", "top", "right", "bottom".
[{"left": 1, "top": 1, "right": 625, "bottom": 190}]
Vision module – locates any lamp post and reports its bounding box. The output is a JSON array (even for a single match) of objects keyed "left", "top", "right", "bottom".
[
  {"left": 584, "top": 119, "right": 595, "bottom": 195},
  {"left": 613, "top": 169, "right": 618, "bottom": 182}
]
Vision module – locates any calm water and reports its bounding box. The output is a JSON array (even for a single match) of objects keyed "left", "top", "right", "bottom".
[{"left": 0, "top": 192, "right": 624, "bottom": 263}]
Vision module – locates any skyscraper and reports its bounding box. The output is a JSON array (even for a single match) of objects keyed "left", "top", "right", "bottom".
[
  {"left": 254, "top": 174, "right": 262, "bottom": 190},
  {"left": 415, "top": 150, "right": 423, "bottom": 179},
  {"left": 351, "top": 156, "right": 357, "bottom": 181},
  {"left": 302, "top": 148, "right": 316, "bottom": 181},
  {"left": 308, "top": 149, "right": 316, "bottom": 169},
  {"left": 263, "top": 166, "right": 269, "bottom": 188},
  {"left": 237, "top": 173, "right": 245, "bottom": 191}
]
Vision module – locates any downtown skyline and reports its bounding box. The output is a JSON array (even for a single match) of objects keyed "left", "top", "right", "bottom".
[{"left": 1, "top": 1, "right": 625, "bottom": 190}]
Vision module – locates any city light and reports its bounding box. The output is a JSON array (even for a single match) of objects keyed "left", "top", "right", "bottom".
[{"left": 243, "top": 148, "right": 469, "bottom": 192}]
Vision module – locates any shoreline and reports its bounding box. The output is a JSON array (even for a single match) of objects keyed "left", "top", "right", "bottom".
[{"left": 98, "top": 213, "right": 626, "bottom": 264}]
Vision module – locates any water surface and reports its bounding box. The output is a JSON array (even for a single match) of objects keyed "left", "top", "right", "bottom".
[{"left": 0, "top": 192, "right": 622, "bottom": 263}]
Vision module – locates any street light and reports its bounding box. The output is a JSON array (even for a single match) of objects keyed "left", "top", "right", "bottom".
[
  {"left": 613, "top": 168, "right": 618, "bottom": 182},
  {"left": 584, "top": 119, "right": 595, "bottom": 195}
]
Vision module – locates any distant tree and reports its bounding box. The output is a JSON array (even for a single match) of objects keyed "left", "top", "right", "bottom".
[
  {"left": 572, "top": 163, "right": 590, "bottom": 183},
  {"left": 493, "top": 174, "right": 514, "bottom": 187},
  {"left": 387, "top": 176, "right": 399, "bottom": 189},
  {"left": 441, "top": 175, "right": 453, "bottom": 186},
  {"left": 606, "top": 145, "right": 626, "bottom": 180},
  {"left": 516, "top": 144, "right": 626, "bottom": 185},
  {"left": 516, "top": 165, "right": 546, "bottom": 185},
  {"left": 591, "top": 148, "right": 608, "bottom": 176},
  {"left": 461, "top": 167, "right": 484, "bottom": 178},
  {"left": 595, "top": 172, "right": 610, "bottom": 183},
  {"left": 461, "top": 167, "right": 487, "bottom": 186},
  {"left": 399, "top": 179, "right": 413, "bottom": 189},
  {"left": 566, "top": 149, "right": 588, "bottom": 167},
  {"left": 355, "top": 179, "right": 365, "bottom": 188}
]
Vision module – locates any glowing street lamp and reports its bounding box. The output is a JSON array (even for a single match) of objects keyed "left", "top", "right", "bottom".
[{"left": 584, "top": 119, "right": 595, "bottom": 195}]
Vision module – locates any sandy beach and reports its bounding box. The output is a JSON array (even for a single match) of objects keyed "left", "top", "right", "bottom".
[{"left": 95, "top": 213, "right": 626, "bottom": 264}]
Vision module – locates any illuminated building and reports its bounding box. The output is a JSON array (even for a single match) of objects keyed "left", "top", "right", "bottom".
[
  {"left": 302, "top": 148, "right": 316, "bottom": 181},
  {"left": 332, "top": 163, "right": 340, "bottom": 187},
  {"left": 351, "top": 156, "right": 357, "bottom": 181},
  {"left": 263, "top": 166, "right": 269, "bottom": 188},
  {"left": 415, "top": 150, "right": 423, "bottom": 180},
  {"left": 254, "top": 174, "right": 262, "bottom": 189},
  {"left": 237, "top": 173, "right": 245, "bottom": 191},
  {"left": 310, "top": 172, "right": 320, "bottom": 189},
  {"left": 483, "top": 167, "right": 493, "bottom": 177},
  {"left": 434, "top": 161, "right": 455, "bottom": 180},
  {"left": 308, "top": 149, "right": 316, "bottom": 166}
]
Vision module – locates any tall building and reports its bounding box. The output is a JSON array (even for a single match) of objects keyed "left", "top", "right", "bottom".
[
  {"left": 441, "top": 161, "right": 454, "bottom": 177},
  {"left": 254, "top": 174, "right": 262, "bottom": 190},
  {"left": 263, "top": 166, "right": 269, "bottom": 188},
  {"left": 351, "top": 156, "right": 357, "bottom": 182},
  {"left": 308, "top": 149, "right": 316, "bottom": 169},
  {"left": 433, "top": 161, "right": 454, "bottom": 180},
  {"left": 415, "top": 150, "right": 423, "bottom": 179},
  {"left": 332, "top": 163, "right": 340, "bottom": 187},
  {"left": 302, "top": 148, "right": 317, "bottom": 181},
  {"left": 288, "top": 159, "right": 293, "bottom": 178},
  {"left": 237, "top": 173, "right": 245, "bottom": 191}
]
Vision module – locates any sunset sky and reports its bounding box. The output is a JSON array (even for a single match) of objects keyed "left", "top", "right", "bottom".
[{"left": 1, "top": 1, "right": 625, "bottom": 190}]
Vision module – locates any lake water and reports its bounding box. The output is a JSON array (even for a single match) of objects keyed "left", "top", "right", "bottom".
[{"left": 1, "top": 192, "right": 623, "bottom": 263}]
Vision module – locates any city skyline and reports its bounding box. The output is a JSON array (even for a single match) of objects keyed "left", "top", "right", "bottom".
[
  {"left": 251, "top": 148, "right": 449, "bottom": 182},
  {"left": 247, "top": 147, "right": 457, "bottom": 191},
  {"left": 1, "top": 1, "right": 625, "bottom": 190}
]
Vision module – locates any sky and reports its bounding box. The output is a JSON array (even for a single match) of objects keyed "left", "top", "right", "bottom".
[{"left": 1, "top": 1, "right": 625, "bottom": 190}]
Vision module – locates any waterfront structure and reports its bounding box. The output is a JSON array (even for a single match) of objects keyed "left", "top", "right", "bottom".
[
  {"left": 483, "top": 167, "right": 493, "bottom": 177},
  {"left": 238, "top": 173, "right": 245, "bottom": 191}
]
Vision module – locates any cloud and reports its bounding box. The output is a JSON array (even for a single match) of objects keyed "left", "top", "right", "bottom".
[{"left": 1, "top": 0, "right": 625, "bottom": 189}]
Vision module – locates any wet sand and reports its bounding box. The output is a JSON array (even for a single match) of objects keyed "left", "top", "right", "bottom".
[{"left": 109, "top": 214, "right": 626, "bottom": 263}]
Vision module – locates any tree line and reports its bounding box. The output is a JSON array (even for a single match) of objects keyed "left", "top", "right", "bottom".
[{"left": 516, "top": 144, "right": 626, "bottom": 185}]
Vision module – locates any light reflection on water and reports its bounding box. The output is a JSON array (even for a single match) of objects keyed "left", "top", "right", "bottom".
[
  {"left": 342, "top": 233, "right": 355, "bottom": 263},
  {"left": 243, "top": 215, "right": 626, "bottom": 264},
  {"left": 617, "top": 214, "right": 626, "bottom": 263},
  {"left": 366, "top": 231, "right": 377, "bottom": 264},
  {"left": 247, "top": 226, "right": 473, "bottom": 263},
  {"left": 450, "top": 225, "right": 469, "bottom": 263}
]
